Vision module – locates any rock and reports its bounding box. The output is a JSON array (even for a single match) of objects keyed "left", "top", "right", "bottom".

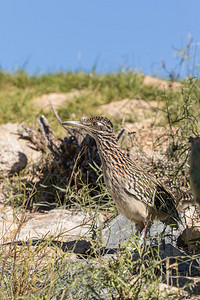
[
  {"left": 0, "top": 124, "right": 27, "bottom": 177},
  {"left": 102, "top": 214, "right": 200, "bottom": 288},
  {"left": 142, "top": 75, "right": 182, "bottom": 91},
  {"left": 102, "top": 214, "right": 185, "bottom": 249},
  {"left": 0, "top": 123, "right": 42, "bottom": 177},
  {"left": 98, "top": 98, "right": 163, "bottom": 122},
  {"left": 0, "top": 205, "right": 96, "bottom": 255},
  {"left": 178, "top": 205, "right": 200, "bottom": 250},
  {"left": 0, "top": 207, "right": 100, "bottom": 254},
  {"left": 17, "top": 209, "right": 99, "bottom": 242},
  {"left": 102, "top": 214, "right": 136, "bottom": 249}
]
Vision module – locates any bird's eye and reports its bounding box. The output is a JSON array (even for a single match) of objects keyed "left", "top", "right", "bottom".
[
  {"left": 93, "top": 121, "right": 101, "bottom": 126},
  {"left": 92, "top": 121, "right": 104, "bottom": 129}
]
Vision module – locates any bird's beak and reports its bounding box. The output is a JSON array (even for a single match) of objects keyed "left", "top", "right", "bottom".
[{"left": 62, "top": 120, "right": 83, "bottom": 128}]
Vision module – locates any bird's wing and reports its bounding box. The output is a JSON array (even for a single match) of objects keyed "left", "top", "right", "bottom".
[
  {"left": 123, "top": 170, "right": 157, "bottom": 205},
  {"left": 123, "top": 172, "right": 180, "bottom": 221},
  {"left": 152, "top": 183, "right": 180, "bottom": 221}
]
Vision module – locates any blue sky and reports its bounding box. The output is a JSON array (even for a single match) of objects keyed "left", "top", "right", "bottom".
[{"left": 0, "top": 0, "right": 200, "bottom": 78}]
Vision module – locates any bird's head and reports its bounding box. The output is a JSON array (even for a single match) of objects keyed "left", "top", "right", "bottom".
[{"left": 62, "top": 116, "right": 113, "bottom": 138}]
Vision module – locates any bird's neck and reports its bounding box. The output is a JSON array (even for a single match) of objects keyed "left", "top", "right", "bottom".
[{"left": 95, "top": 133, "right": 130, "bottom": 169}]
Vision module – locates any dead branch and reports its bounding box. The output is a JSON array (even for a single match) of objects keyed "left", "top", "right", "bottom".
[{"left": 48, "top": 98, "right": 73, "bottom": 135}]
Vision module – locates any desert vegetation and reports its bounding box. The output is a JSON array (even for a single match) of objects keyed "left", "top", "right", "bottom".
[{"left": 0, "top": 52, "right": 200, "bottom": 299}]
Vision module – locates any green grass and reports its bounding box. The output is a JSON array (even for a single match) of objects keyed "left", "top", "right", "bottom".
[
  {"left": 0, "top": 70, "right": 182, "bottom": 127},
  {"left": 0, "top": 232, "right": 186, "bottom": 299}
]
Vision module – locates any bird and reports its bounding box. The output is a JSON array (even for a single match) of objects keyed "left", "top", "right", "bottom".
[{"left": 62, "top": 116, "right": 180, "bottom": 235}]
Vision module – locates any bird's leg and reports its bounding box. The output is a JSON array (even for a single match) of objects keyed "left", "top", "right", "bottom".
[
  {"left": 161, "top": 217, "right": 177, "bottom": 250},
  {"left": 134, "top": 222, "right": 143, "bottom": 248},
  {"left": 140, "top": 220, "right": 152, "bottom": 249},
  {"left": 135, "top": 222, "right": 145, "bottom": 238},
  {"left": 160, "top": 223, "right": 167, "bottom": 250},
  {"left": 135, "top": 221, "right": 150, "bottom": 249}
]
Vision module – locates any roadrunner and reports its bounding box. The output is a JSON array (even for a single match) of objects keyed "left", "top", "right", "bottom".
[{"left": 62, "top": 116, "right": 180, "bottom": 234}]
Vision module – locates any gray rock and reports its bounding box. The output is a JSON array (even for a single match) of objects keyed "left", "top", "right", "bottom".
[
  {"left": 102, "top": 214, "right": 136, "bottom": 249},
  {"left": 0, "top": 123, "right": 42, "bottom": 177},
  {"left": 101, "top": 214, "right": 200, "bottom": 285},
  {"left": 102, "top": 214, "right": 185, "bottom": 249}
]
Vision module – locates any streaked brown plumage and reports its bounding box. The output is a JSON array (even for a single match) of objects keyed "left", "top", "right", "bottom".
[{"left": 62, "top": 116, "right": 180, "bottom": 233}]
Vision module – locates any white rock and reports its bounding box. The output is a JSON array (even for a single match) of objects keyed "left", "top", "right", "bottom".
[
  {"left": 17, "top": 209, "right": 98, "bottom": 242},
  {"left": 0, "top": 123, "right": 42, "bottom": 177}
]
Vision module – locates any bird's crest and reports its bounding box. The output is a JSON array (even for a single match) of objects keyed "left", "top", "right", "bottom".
[{"left": 81, "top": 116, "right": 113, "bottom": 132}]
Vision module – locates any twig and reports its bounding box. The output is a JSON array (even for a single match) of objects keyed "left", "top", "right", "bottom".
[
  {"left": 48, "top": 98, "right": 73, "bottom": 135},
  {"left": 38, "top": 115, "right": 62, "bottom": 155}
]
